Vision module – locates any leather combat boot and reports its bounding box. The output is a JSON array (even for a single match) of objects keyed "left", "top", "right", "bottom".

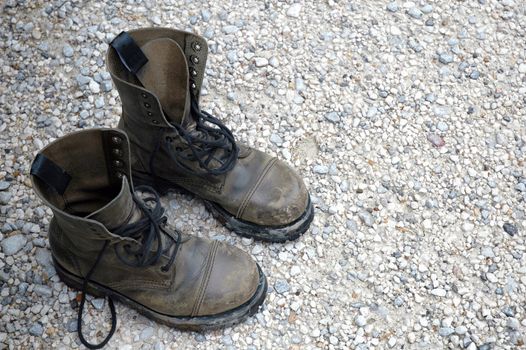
[
  {"left": 30, "top": 128, "right": 267, "bottom": 349},
  {"left": 106, "top": 28, "right": 314, "bottom": 242}
]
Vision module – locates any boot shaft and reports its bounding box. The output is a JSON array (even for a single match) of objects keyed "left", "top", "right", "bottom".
[
  {"left": 107, "top": 28, "right": 208, "bottom": 128},
  {"left": 30, "top": 129, "right": 136, "bottom": 252}
]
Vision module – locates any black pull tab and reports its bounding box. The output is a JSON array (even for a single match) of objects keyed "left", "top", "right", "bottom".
[
  {"left": 110, "top": 31, "right": 148, "bottom": 75},
  {"left": 30, "top": 154, "right": 71, "bottom": 195}
]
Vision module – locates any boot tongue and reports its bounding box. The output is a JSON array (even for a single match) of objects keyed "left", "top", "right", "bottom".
[
  {"left": 136, "top": 38, "right": 192, "bottom": 126},
  {"left": 87, "top": 177, "right": 142, "bottom": 230}
]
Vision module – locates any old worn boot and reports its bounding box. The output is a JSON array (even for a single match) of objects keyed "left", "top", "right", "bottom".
[
  {"left": 106, "top": 29, "right": 314, "bottom": 242},
  {"left": 30, "top": 128, "right": 267, "bottom": 349}
]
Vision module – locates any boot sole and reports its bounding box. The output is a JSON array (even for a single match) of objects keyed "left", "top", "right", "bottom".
[
  {"left": 52, "top": 256, "right": 267, "bottom": 331},
  {"left": 133, "top": 172, "right": 314, "bottom": 243}
]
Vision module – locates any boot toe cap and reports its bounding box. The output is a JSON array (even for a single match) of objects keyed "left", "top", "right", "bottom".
[
  {"left": 196, "top": 242, "right": 261, "bottom": 316},
  {"left": 240, "top": 158, "right": 309, "bottom": 227}
]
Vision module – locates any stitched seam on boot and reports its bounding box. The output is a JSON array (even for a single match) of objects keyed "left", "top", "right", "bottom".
[
  {"left": 191, "top": 241, "right": 219, "bottom": 317},
  {"left": 236, "top": 158, "right": 277, "bottom": 219},
  {"left": 107, "top": 280, "right": 170, "bottom": 290}
]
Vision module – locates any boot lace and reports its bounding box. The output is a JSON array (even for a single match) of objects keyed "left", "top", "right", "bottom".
[
  {"left": 77, "top": 186, "right": 180, "bottom": 349},
  {"left": 164, "top": 98, "right": 239, "bottom": 176}
]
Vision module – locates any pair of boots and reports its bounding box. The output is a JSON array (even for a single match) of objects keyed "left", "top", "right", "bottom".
[{"left": 30, "top": 28, "right": 313, "bottom": 348}]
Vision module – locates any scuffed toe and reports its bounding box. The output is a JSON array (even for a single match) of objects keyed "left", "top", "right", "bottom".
[
  {"left": 239, "top": 158, "right": 309, "bottom": 227},
  {"left": 194, "top": 242, "right": 261, "bottom": 316}
]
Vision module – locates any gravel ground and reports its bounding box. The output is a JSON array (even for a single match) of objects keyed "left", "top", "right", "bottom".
[{"left": 1, "top": 0, "right": 526, "bottom": 349}]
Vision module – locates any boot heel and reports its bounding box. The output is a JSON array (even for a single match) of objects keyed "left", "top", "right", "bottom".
[{"left": 52, "top": 256, "right": 107, "bottom": 298}]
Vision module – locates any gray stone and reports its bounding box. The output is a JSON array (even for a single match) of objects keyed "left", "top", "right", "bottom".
[
  {"left": 295, "top": 77, "right": 306, "bottom": 92},
  {"left": 194, "top": 333, "right": 206, "bottom": 342},
  {"left": 503, "top": 223, "right": 518, "bottom": 236},
  {"left": 0, "top": 192, "right": 12, "bottom": 205},
  {"left": 313, "top": 165, "right": 329, "bottom": 174},
  {"left": 62, "top": 44, "right": 74, "bottom": 57},
  {"left": 358, "top": 211, "right": 374, "bottom": 227},
  {"left": 254, "top": 57, "right": 268, "bottom": 67},
  {"left": 66, "top": 319, "right": 77, "bottom": 333},
  {"left": 425, "top": 93, "right": 437, "bottom": 102},
  {"left": 201, "top": 9, "right": 212, "bottom": 22},
  {"left": 91, "top": 298, "right": 105, "bottom": 310},
  {"left": 421, "top": 4, "right": 433, "bottom": 13},
  {"left": 270, "top": 133, "right": 283, "bottom": 146},
  {"left": 355, "top": 315, "right": 367, "bottom": 327},
  {"left": 0, "top": 181, "right": 10, "bottom": 191},
  {"left": 346, "top": 219, "right": 358, "bottom": 232},
  {"left": 34, "top": 285, "right": 53, "bottom": 298},
  {"left": 455, "top": 326, "right": 468, "bottom": 335},
  {"left": 439, "top": 327, "right": 455, "bottom": 337},
  {"left": 386, "top": 2, "right": 399, "bottom": 12},
  {"left": 437, "top": 121, "right": 448, "bottom": 131},
  {"left": 35, "top": 248, "right": 56, "bottom": 277},
  {"left": 502, "top": 306, "right": 515, "bottom": 317},
  {"left": 101, "top": 81, "right": 112, "bottom": 92},
  {"left": 269, "top": 56, "right": 279, "bottom": 67},
  {"left": 222, "top": 25, "right": 238, "bottom": 34},
  {"left": 469, "top": 70, "right": 480, "bottom": 80},
  {"left": 29, "top": 323, "right": 44, "bottom": 337},
  {"left": 506, "top": 318, "right": 520, "bottom": 330},
  {"left": 222, "top": 335, "right": 233, "bottom": 346},
  {"left": 274, "top": 279, "right": 290, "bottom": 294},
  {"left": 407, "top": 7, "right": 423, "bottom": 19},
  {"left": 75, "top": 74, "right": 91, "bottom": 86},
  {"left": 481, "top": 247, "right": 495, "bottom": 258},
  {"left": 203, "top": 27, "right": 214, "bottom": 39},
  {"left": 95, "top": 97, "right": 105, "bottom": 108},
  {"left": 439, "top": 53, "right": 454, "bottom": 64},
  {"left": 226, "top": 50, "right": 238, "bottom": 64},
  {"left": 140, "top": 326, "right": 154, "bottom": 340},
  {"left": 1, "top": 234, "right": 27, "bottom": 256},
  {"left": 367, "top": 106, "right": 378, "bottom": 118},
  {"left": 324, "top": 112, "right": 340, "bottom": 123},
  {"left": 89, "top": 80, "right": 100, "bottom": 94}
]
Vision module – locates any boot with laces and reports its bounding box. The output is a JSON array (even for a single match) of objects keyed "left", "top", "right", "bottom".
[
  {"left": 30, "top": 128, "right": 267, "bottom": 349},
  {"left": 106, "top": 28, "right": 314, "bottom": 242}
]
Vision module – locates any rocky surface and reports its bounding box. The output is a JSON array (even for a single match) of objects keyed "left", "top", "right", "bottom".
[{"left": 1, "top": 0, "right": 525, "bottom": 349}]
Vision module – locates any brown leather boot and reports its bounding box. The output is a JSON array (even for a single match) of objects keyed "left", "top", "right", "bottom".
[
  {"left": 106, "top": 28, "right": 314, "bottom": 242},
  {"left": 30, "top": 128, "right": 267, "bottom": 349}
]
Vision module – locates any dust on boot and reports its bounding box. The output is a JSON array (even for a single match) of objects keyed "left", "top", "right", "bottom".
[
  {"left": 30, "top": 128, "right": 267, "bottom": 349},
  {"left": 106, "top": 29, "right": 314, "bottom": 242}
]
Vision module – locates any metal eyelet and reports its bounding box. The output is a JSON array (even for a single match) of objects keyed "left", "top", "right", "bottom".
[
  {"left": 147, "top": 111, "right": 153, "bottom": 117},
  {"left": 141, "top": 93, "right": 148, "bottom": 98},
  {"left": 115, "top": 172, "right": 124, "bottom": 179},
  {"left": 190, "top": 68, "right": 198, "bottom": 77},
  {"left": 190, "top": 55, "right": 199, "bottom": 64},
  {"left": 191, "top": 82, "right": 197, "bottom": 90},
  {"left": 112, "top": 149, "right": 123, "bottom": 157},
  {"left": 144, "top": 102, "right": 151, "bottom": 108},
  {"left": 192, "top": 42, "right": 201, "bottom": 51},
  {"left": 152, "top": 120, "right": 159, "bottom": 124},
  {"left": 111, "top": 136, "right": 122, "bottom": 145},
  {"left": 113, "top": 160, "right": 123, "bottom": 168}
]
